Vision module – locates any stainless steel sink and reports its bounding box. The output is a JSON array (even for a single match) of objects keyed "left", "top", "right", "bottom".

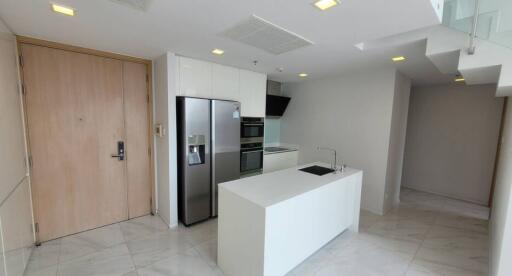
[{"left": 299, "top": 165, "right": 335, "bottom": 176}]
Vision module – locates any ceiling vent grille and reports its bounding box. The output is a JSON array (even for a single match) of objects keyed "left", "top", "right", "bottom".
[
  {"left": 219, "top": 15, "right": 314, "bottom": 55},
  {"left": 109, "top": 0, "right": 152, "bottom": 11}
]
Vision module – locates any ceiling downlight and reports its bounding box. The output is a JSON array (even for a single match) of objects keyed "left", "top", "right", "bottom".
[
  {"left": 313, "top": 0, "right": 340, "bottom": 11},
  {"left": 392, "top": 56, "right": 406, "bottom": 62},
  {"left": 51, "top": 3, "right": 75, "bottom": 16}
]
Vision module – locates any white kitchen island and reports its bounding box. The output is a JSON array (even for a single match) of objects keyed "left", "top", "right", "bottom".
[{"left": 217, "top": 162, "right": 363, "bottom": 276}]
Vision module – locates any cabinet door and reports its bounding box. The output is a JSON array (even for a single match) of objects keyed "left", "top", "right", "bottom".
[
  {"left": 179, "top": 57, "right": 212, "bottom": 98},
  {"left": 239, "top": 70, "right": 267, "bottom": 117},
  {"left": 212, "top": 64, "right": 239, "bottom": 101},
  {"left": 263, "top": 151, "right": 299, "bottom": 173}
]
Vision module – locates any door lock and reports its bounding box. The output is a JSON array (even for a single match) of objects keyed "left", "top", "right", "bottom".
[{"left": 111, "top": 141, "right": 125, "bottom": 161}]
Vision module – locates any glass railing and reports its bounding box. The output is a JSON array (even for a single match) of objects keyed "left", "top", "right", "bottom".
[{"left": 442, "top": 0, "right": 512, "bottom": 49}]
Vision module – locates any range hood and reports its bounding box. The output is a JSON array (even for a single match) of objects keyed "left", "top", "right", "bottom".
[{"left": 266, "top": 94, "right": 290, "bottom": 117}]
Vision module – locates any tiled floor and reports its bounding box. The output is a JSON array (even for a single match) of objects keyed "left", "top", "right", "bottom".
[{"left": 25, "top": 188, "right": 490, "bottom": 276}]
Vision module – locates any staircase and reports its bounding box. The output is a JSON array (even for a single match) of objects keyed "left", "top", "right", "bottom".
[{"left": 359, "top": 0, "right": 512, "bottom": 97}]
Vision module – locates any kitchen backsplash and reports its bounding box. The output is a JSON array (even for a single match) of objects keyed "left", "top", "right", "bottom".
[{"left": 264, "top": 118, "right": 281, "bottom": 144}]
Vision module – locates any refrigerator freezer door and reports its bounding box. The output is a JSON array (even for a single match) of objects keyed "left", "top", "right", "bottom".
[
  {"left": 211, "top": 100, "right": 241, "bottom": 216},
  {"left": 177, "top": 97, "right": 211, "bottom": 225}
]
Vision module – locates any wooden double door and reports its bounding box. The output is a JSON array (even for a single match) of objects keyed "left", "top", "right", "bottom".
[{"left": 20, "top": 43, "right": 152, "bottom": 242}]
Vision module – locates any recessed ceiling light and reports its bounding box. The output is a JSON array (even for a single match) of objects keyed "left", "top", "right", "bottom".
[
  {"left": 211, "top": 49, "right": 225, "bottom": 55},
  {"left": 299, "top": 73, "right": 308, "bottom": 78},
  {"left": 313, "top": 0, "right": 340, "bottom": 11},
  {"left": 454, "top": 75, "right": 465, "bottom": 82},
  {"left": 51, "top": 3, "right": 75, "bottom": 16},
  {"left": 392, "top": 56, "right": 406, "bottom": 62}
]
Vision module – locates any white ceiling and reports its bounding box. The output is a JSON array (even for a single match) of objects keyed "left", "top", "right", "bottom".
[
  {"left": 0, "top": 0, "right": 441, "bottom": 82},
  {"left": 365, "top": 39, "right": 458, "bottom": 86}
]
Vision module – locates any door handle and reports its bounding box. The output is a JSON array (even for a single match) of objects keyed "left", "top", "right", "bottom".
[{"left": 111, "top": 141, "right": 125, "bottom": 161}]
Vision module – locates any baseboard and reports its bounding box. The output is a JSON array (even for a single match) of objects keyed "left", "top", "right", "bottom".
[{"left": 402, "top": 185, "right": 488, "bottom": 207}]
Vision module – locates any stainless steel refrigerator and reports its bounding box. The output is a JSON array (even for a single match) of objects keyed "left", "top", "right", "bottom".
[{"left": 177, "top": 97, "right": 241, "bottom": 226}]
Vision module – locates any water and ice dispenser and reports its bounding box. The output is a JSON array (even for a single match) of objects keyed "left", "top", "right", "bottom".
[{"left": 187, "top": 135, "right": 206, "bottom": 165}]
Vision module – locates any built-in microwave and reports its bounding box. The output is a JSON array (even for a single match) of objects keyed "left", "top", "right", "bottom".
[{"left": 241, "top": 117, "right": 264, "bottom": 141}]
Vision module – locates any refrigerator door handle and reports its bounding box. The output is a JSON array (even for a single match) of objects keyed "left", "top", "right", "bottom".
[{"left": 211, "top": 101, "right": 216, "bottom": 217}]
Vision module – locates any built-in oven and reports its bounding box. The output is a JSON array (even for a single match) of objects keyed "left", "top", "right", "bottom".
[
  {"left": 240, "top": 117, "right": 264, "bottom": 175},
  {"left": 240, "top": 141, "right": 263, "bottom": 175}
]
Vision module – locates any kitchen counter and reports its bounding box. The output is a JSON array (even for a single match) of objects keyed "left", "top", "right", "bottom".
[
  {"left": 222, "top": 162, "right": 360, "bottom": 207},
  {"left": 263, "top": 146, "right": 298, "bottom": 155},
  {"left": 218, "top": 162, "right": 363, "bottom": 276}
]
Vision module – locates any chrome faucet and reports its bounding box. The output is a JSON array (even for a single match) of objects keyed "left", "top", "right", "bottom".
[
  {"left": 317, "top": 146, "right": 346, "bottom": 173},
  {"left": 317, "top": 147, "right": 337, "bottom": 170}
]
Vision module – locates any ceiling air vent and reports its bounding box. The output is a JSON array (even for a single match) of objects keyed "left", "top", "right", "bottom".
[
  {"left": 109, "top": 0, "right": 152, "bottom": 11},
  {"left": 220, "top": 15, "right": 314, "bottom": 55}
]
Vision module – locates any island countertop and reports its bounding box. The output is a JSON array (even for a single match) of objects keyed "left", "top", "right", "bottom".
[
  {"left": 219, "top": 162, "right": 361, "bottom": 208},
  {"left": 218, "top": 162, "right": 363, "bottom": 276}
]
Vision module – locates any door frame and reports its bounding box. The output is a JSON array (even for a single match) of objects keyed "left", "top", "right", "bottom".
[{"left": 16, "top": 36, "right": 156, "bottom": 242}]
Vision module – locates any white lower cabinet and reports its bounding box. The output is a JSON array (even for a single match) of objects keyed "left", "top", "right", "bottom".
[{"left": 263, "top": 151, "right": 299, "bottom": 173}]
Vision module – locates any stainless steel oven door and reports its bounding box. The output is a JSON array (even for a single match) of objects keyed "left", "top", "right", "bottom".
[
  {"left": 240, "top": 148, "right": 263, "bottom": 173},
  {"left": 241, "top": 123, "right": 264, "bottom": 138}
]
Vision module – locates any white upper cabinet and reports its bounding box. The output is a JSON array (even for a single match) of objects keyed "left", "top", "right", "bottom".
[
  {"left": 177, "top": 57, "right": 267, "bottom": 117},
  {"left": 212, "top": 64, "right": 239, "bottom": 101},
  {"left": 178, "top": 57, "right": 212, "bottom": 98},
  {"left": 239, "top": 69, "right": 267, "bottom": 118}
]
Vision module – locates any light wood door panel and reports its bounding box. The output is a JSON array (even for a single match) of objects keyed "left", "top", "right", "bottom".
[
  {"left": 22, "top": 44, "right": 128, "bottom": 241},
  {"left": 123, "top": 61, "right": 151, "bottom": 218}
]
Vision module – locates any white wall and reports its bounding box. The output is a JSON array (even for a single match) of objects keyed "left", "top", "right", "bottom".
[
  {"left": 281, "top": 67, "right": 406, "bottom": 215},
  {"left": 402, "top": 84, "right": 503, "bottom": 205},
  {"left": 383, "top": 72, "right": 411, "bottom": 212},
  {"left": 0, "top": 19, "right": 35, "bottom": 276},
  {"left": 154, "top": 53, "right": 179, "bottom": 228},
  {"left": 490, "top": 97, "right": 512, "bottom": 276}
]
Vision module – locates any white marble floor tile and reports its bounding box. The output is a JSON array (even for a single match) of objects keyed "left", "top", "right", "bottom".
[
  {"left": 127, "top": 231, "right": 195, "bottom": 268},
  {"left": 57, "top": 244, "right": 135, "bottom": 276},
  {"left": 25, "top": 240, "right": 61, "bottom": 272},
  {"left": 350, "top": 232, "right": 421, "bottom": 255},
  {"left": 405, "top": 259, "right": 487, "bottom": 276},
  {"left": 24, "top": 264, "right": 58, "bottom": 276},
  {"left": 286, "top": 248, "right": 334, "bottom": 276},
  {"left": 211, "top": 266, "right": 226, "bottom": 276},
  {"left": 120, "top": 271, "right": 138, "bottom": 276},
  {"left": 323, "top": 230, "right": 357, "bottom": 253},
  {"left": 194, "top": 238, "right": 218, "bottom": 268},
  {"left": 177, "top": 220, "right": 218, "bottom": 246},
  {"left": 23, "top": 189, "right": 492, "bottom": 276},
  {"left": 384, "top": 204, "right": 440, "bottom": 224},
  {"left": 416, "top": 226, "right": 488, "bottom": 274},
  {"left": 136, "top": 248, "right": 217, "bottom": 276},
  {"left": 400, "top": 189, "right": 447, "bottom": 211},
  {"left": 120, "top": 216, "right": 169, "bottom": 242},
  {"left": 59, "top": 223, "right": 125, "bottom": 263},
  {"left": 325, "top": 233, "right": 417, "bottom": 276},
  {"left": 434, "top": 212, "right": 489, "bottom": 234},
  {"left": 358, "top": 210, "right": 383, "bottom": 232},
  {"left": 367, "top": 218, "right": 431, "bottom": 243},
  {"left": 442, "top": 199, "right": 490, "bottom": 220}
]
